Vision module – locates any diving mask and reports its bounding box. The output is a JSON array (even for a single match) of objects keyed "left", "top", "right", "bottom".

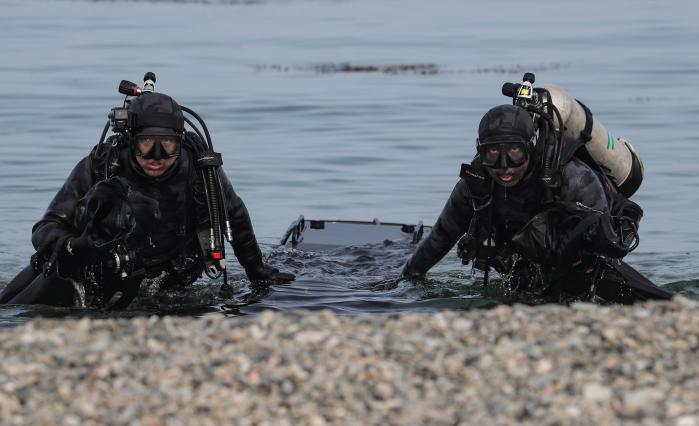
[
  {"left": 479, "top": 142, "right": 528, "bottom": 169},
  {"left": 135, "top": 134, "right": 181, "bottom": 160}
]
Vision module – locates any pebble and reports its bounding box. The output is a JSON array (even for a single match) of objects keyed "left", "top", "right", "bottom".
[
  {"left": 583, "top": 383, "right": 612, "bottom": 402},
  {"left": 677, "top": 415, "right": 699, "bottom": 426},
  {"left": 1, "top": 299, "right": 698, "bottom": 425}
]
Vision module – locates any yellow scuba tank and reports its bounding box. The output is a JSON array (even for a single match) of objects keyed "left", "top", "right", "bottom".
[{"left": 537, "top": 84, "right": 644, "bottom": 197}]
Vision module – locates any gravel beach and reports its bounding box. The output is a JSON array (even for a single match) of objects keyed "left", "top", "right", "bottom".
[{"left": 2, "top": 298, "right": 699, "bottom": 426}]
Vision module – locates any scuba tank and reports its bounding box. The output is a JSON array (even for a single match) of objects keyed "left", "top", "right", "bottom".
[
  {"left": 502, "top": 73, "right": 644, "bottom": 197},
  {"left": 538, "top": 84, "right": 643, "bottom": 197}
]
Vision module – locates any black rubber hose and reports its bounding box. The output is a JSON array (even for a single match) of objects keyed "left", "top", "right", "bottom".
[
  {"left": 200, "top": 169, "right": 216, "bottom": 238},
  {"left": 210, "top": 169, "right": 229, "bottom": 271},
  {"left": 205, "top": 168, "right": 223, "bottom": 251},
  {"left": 525, "top": 105, "right": 556, "bottom": 170},
  {"left": 180, "top": 106, "right": 213, "bottom": 150},
  {"left": 214, "top": 169, "right": 232, "bottom": 242},
  {"left": 183, "top": 117, "right": 207, "bottom": 149},
  {"left": 98, "top": 120, "right": 110, "bottom": 145},
  {"left": 540, "top": 101, "right": 564, "bottom": 170},
  {"left": 201, "top": 168, "right": 223, "bottom": 280}
]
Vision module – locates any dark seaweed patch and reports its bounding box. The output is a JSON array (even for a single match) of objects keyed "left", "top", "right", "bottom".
[
  {"left": 254, "top": 63, "right": 441, "bottom": 75},
  {"left": 473, "top": 62, "right": 565, "bottom": 74},
  {"left": 254, "top": 62, "right": 567, "bottom": 75}
]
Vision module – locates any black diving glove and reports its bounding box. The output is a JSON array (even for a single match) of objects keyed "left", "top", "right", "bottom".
[
  {"left": 65, "top": 228, "right": 98, "bottom": 258},
  {"left": 37, "top": 225, "right": 99, "bottom": 278},
  {"left": 54, "top": 231, "right": 99, "bottom": 279},
  {"left": 401, "top": 261, "right": 425, "bottom": 279},
  {"left": 247, "top": 263, "right": 295, "bottom": 284}
]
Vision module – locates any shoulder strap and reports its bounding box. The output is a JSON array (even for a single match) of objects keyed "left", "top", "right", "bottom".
[
  {"left": 576, "top": 99, "right": 594, "bottom": 143},
  {"left": 459, "top": 163, "right": 492, "bottom": 199}
]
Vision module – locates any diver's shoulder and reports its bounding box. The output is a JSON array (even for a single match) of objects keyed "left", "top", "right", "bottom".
[
  {"left": 459, "top": 160, "right": 489, "bottom": 182},
  {"left": 559, "top": 156, "right": 606, "bottom": 202},
  {"left": 456, "top": 161, "right": 490, "bottom": 199},
  {"left": 561, "top": 157, "right": 598, "bottom": 179}
]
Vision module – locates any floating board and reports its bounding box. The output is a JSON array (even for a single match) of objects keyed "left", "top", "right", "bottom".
[{"left": 281, "top": 216, "right": 430, "bottom": 251}]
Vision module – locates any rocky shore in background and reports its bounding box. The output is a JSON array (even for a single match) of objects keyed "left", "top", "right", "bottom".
[{"left": 2, "top": 299, "right": 699, "bottom": 426}]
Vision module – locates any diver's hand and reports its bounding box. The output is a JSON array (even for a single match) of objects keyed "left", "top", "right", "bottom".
[
  {"left": 66, "top": 231, "right": 96, "bottom": 258},
  {"left": 247, "top": 263, "right": 295, "bottom": 284},
  {"left": 47, "top": 226, "right": 98, "bottom": 278},
  {"left": 401, "top": 261, "right": 425, "bottom": 279}
]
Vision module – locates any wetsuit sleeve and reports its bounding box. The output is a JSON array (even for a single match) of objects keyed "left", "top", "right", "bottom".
[
  {"left": 31, "top": 155, "right": 96, "bottom": 254},
  {"left": 403, "top": 179, "right": 474, "bottom": 277},
  {"left": 218, "top": 170, "right": 266, "bottom": 278}
]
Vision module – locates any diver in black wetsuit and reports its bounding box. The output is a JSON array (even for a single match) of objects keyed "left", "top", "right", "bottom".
[
  {"left": 402, "top": 103, "right": 672, "bottom": 303},
  {"left": 0, "top": 83, "right": 294, "bottom": 308}
]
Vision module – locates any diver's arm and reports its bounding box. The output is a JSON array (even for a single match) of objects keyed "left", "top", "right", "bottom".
[
  {"left": 218, "top": 170, "right": 265, "bottom": 274},
  {"left": 403, "top": 179, "right": 474, "bottom": 277},
  {"left": 31, "top": 155, "right": 96, "bottom": 254},
  {"left": 219, "top": 170, "right": 294, "bottom": 282}
]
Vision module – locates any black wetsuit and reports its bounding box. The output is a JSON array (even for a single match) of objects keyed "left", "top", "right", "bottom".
[
  {"left": 0, "top": 136, "right": 269, "bottom": 306},
  {"left": 403, "top": 157, "right": 672, "bottom": 303}
]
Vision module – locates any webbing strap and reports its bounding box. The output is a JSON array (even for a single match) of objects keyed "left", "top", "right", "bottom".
[
  {"left": 132, "top": 112, "right": 184, "bottom": 130},
  {"left": 576, "top": 100, "right": 594, "bottom": 143}
]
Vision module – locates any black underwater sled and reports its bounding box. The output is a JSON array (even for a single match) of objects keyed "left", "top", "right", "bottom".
[
  {"left": 279, "top": 216, "right": 673, "bottom": 304},
  {"left": 280, "top": 216, "right": 430, "bottom": 251}
]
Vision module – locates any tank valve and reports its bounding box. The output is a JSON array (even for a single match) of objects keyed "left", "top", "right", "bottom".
[
  {"left": 516, "top": 72, "right": 536, "bottom": 106},
  {"left": 143, "top": 72, "right": 156, "bottom": 93}
]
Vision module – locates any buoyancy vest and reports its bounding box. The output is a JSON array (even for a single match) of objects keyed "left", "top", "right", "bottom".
[
  {"left": 89, "top": 134, "right": 206, "bottom": 278},
  {"left": 457, "top": 154, "right": 642, "bottom": 274}
]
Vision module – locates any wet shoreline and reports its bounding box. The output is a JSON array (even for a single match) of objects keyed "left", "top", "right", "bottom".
[{"left": 2, "top": 299, "right": 698, "bottom": 425}]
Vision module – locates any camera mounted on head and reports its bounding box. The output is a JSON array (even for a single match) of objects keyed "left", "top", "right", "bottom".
[
  {"left": 108, "top": 73, "right": 185, "bottom": 143},
  {"left": 97, "top": 72, "right": 234, "bottom": 284}
]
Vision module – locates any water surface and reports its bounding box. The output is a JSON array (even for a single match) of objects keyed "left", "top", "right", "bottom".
[{"left": 1, "top": 0, "right": 698, "bottom": 324}]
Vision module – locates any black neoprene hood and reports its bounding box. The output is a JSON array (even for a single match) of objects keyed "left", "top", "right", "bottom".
[
  {"left": 478, "top": 104, "right": 535, "bottom": 144},
  {"left": 128, "top": 92, "right": 185, "bottom": 136}
]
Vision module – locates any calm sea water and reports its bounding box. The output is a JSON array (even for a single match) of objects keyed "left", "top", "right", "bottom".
[{"left": 1, "top": 0, "right": 698, "bottom": 324}]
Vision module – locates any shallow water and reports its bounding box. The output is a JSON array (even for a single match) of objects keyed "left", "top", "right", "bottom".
[{"left": 1, "top": 0, "right": 698, "bottom": 324}]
